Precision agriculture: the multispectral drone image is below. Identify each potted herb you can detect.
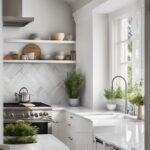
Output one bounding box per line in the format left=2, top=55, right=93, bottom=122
left=129, top=81, right=144, bottom=120
left=104, top=89, right=116, bottom=110
left=130, top=92, right=144, bottom=120
left=4, top=120, right=38, bottom=144
left=64, top=71, right=84, bottom=107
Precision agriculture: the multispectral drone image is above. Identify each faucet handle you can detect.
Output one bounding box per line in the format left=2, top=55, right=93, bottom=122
left=128, top=104, right=136, bottom=115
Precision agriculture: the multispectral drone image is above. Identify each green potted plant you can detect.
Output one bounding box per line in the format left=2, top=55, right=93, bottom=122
left=130, top=92, right=144, bottom=120
left=129, top=81, right=144, bottom=120
left=64, top=71, right=84, bottom=107
left=4, top=120, right=38, bottom=144
left=104, top=89, right=116, bottom=110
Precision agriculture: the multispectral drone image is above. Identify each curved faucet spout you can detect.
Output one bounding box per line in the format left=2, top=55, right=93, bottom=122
left=111, top=75, right=128, bottom=114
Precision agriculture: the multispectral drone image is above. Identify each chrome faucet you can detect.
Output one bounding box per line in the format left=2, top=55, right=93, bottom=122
left=111, top=76, right=128, bottom=114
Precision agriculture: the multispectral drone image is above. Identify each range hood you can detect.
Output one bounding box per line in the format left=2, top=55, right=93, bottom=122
left=3, top=0, right=34, bottom=27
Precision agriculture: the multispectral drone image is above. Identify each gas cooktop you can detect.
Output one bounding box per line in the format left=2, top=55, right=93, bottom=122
left=4, top=102, right=51, bottom=108
left=3, top=102, right=52, bottom=124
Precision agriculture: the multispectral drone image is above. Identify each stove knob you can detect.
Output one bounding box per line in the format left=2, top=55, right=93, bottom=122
left=39, top=112, right=43, bottom=116
left=9, top=113, right=14, bottom=118
left=34, top=113, right=38, bottom=117
left=43, top=112, right=48, bottom=116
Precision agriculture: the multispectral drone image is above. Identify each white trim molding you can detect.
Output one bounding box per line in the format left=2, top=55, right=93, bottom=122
left=73, top=0, right=106, bottom=23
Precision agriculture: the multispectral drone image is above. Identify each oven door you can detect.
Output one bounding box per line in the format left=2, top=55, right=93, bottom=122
left=30, top=122, right=50, bottom=134
left=4, top=122, right=52, bottom=134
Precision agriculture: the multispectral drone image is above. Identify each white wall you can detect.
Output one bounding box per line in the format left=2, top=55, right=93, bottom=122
left=75, top=14, right=93, bottom=108
left=0, top=0, right=3, bottom=144
left=93, top=14, right=109, bottom=110
left=3, top=0, right=75, bottom=105
left=4, top=0, right=75, bottom=40
left=74, top=2, right=109, bottom=109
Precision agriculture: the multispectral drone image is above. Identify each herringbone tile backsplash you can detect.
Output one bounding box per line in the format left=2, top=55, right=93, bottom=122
left=3, top=63, right=75, bottom=105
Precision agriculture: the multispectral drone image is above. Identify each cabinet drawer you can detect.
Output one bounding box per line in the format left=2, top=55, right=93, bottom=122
left=65, top=134, right=76, bottom=150
left=66, top=113, right=76, bottom=122
left=66, top=113, right=77, bottom=128
left=66, top=112, right=93, bottom=132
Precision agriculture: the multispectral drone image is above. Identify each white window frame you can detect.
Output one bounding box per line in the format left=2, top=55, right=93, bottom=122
left=109, top=3, right=143, bottom=85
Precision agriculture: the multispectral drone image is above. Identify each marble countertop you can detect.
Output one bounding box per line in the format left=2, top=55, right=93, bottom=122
left=95, top=119, right=144, bottom=150
left=0, top=134, right=70, bottom=150
left=52, top=105, right=108, bottom=114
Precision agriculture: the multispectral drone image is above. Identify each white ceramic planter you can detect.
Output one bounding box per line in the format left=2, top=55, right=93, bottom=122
left=106, top=103, right=117, bottom=111
left=69, top=98, right=79, bottom=107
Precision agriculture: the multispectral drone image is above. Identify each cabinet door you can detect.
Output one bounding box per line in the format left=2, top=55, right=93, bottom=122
left=52, top=110, right=66, bottom=143
left=96, top=142, right=104, bottom=150
left=65, top=135, right=76, bottom=150
left=75, top=133, right=94, bottom=150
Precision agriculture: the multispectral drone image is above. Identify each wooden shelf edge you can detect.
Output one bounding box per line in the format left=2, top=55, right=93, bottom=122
left=5, top=39, right=76, bottom=44
left=3, top=60, right=76, bottom=64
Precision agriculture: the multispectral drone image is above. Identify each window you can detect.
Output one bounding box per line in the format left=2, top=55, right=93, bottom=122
left=116, top=17, right=133, bottom=84
left=110, top=10, right=144, bottom=99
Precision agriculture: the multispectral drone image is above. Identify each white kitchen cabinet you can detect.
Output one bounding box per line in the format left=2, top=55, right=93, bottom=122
left=52, top=110, right=66, bottom=143
left=75, top=133, right=94, bottom=150
left=96, top=139, right=104, bottom=150
left=65, top=112, right=95, bottom=150
left=96, top=143, right=104, bottom=150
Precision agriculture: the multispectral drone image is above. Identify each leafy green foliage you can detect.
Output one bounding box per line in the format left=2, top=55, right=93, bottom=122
left=130, top=93, right=144, bottom=106
left=4, top=121, right=38, bottom=136
left=128, top=81, right=144, bottom=106
left=4, top=136, right=37, bottom=144
left=104, top=89, right=115, bottom=100
left=64, top=71, right=84, bottom=98
left=4, top=120, right=38, bottom=144
left=104, top=86, right=124, bottom=100
left=114, top=86, right=124, bottom=99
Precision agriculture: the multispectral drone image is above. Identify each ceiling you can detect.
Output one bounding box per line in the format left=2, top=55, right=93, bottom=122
left=64, top=0, right=92, bottom=12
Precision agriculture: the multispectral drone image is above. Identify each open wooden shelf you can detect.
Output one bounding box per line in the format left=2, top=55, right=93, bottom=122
left=5, top=39, right=76, bottom=44
left=3, top=60, right=76, bottom=64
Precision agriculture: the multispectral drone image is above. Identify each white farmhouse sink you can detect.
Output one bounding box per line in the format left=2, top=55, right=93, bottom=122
left=83, top=114, right=122, bottom=127
left=83, top=114, right=119, bottom=120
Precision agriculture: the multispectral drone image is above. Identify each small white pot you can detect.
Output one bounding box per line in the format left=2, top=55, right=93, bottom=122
left=106, top=104, right=117, bottom=111
left=69, top=98, right=79, bottom=107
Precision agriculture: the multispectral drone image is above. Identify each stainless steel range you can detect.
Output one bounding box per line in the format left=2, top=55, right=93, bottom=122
left=4, top=102, right=52, bottom=134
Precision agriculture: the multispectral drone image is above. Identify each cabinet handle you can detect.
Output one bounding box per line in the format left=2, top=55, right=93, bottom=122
left=68, top=136, right=73, bottom=141
left=68, top=123, right=71, bottom=126
left=70, top=116, right=73, bottom=119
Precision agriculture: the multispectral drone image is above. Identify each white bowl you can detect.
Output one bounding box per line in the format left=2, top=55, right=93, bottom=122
left=51, top=33, right=65, bottom=41
left=55, top=55, right=65, bottom=60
